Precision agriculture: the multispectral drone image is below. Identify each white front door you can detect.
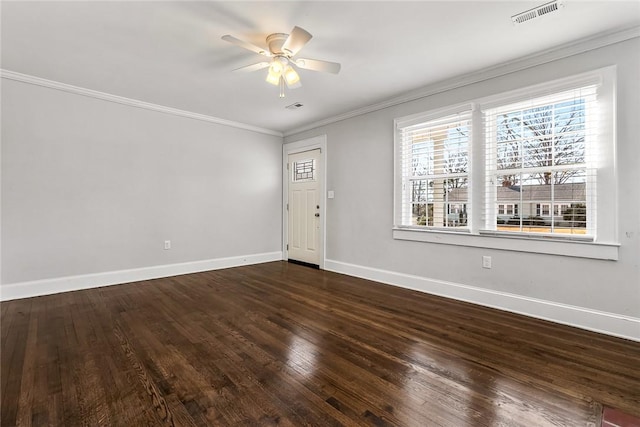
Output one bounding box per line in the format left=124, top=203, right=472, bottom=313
left=288, top=149, right=321, bottom=265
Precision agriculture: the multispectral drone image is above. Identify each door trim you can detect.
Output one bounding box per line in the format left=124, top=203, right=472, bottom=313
left=283, top=135, right=327, bottom=269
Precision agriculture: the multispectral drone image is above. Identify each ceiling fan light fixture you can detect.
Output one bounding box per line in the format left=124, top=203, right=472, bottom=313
left=269, top=57, right=287, bottom=74
left=283, top=65, right=300, bottom=87
left=266, top=56, right=289, bottom=86
left=265, top=70, right=281, bottom=86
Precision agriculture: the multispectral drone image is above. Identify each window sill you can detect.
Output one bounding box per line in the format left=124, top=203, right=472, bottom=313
left=392, top=227, right=619, bottom=260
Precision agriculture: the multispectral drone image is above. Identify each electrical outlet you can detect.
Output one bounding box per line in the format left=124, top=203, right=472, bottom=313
left=164, top=240, right=171, bottom=250
left=482, top=256, right=492, bottom=269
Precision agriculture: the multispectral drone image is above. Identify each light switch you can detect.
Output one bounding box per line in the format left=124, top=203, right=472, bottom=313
left=328, top=190, right=335, bottom=199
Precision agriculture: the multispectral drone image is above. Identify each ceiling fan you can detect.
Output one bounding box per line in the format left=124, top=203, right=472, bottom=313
left=221, top=26, right=341, bottom=98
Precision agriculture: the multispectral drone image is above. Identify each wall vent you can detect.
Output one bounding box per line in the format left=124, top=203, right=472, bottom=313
left=512, top=0, right=564, bottom=24
left=286, top=102, right=304, bottom=110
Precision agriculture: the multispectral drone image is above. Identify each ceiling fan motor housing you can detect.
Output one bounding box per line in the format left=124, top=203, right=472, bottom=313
left=266, top=33, right=290, bottom=55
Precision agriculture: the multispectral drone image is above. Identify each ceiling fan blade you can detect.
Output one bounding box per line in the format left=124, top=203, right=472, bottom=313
left=221, top=35, right=270, bottom=57
left=295, top=58, right=341, bottom=74
left=282, top=26, right=312, bottom=56
left=233, top=62, right=271, bottom=72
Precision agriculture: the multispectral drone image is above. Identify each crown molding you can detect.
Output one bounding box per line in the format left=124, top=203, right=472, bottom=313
left=0, top=70, right=284, bottom=138
left=4, top=25, right=637, bottom=139
left=284, top=25, right=640, bottom=137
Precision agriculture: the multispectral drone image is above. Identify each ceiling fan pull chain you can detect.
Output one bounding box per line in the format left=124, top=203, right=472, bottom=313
left=279, top=76, right=285, bottom=98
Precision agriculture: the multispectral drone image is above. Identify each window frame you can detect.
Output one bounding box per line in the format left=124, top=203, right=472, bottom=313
left=393, top=66, right=619, bottom=260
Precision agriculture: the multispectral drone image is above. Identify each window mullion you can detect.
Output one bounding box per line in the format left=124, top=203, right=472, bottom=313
left=470, top=106, right=483, bottom=234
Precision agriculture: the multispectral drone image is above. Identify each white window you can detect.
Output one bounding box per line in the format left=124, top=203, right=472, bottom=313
left=393, top=67, right=617, bottom=259
left=537, top=203, right=551, bottom=217
left=535, top=203, right=571, bottom=217
left=553, top=203, right=571, bottom=216
left=484, top=85, right=597, bottom=236
left=498, top=203, right=518, bottom=216
left=395, top=105, right=472, bottom=230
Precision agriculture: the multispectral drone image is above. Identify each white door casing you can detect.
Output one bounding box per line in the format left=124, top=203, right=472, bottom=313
left=288, top=149, right=320, bottom=265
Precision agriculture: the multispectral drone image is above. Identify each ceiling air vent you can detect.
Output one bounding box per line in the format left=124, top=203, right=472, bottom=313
left=512, top=0, right=564, bottom=24
left=286, top=102, right=304, bottom=110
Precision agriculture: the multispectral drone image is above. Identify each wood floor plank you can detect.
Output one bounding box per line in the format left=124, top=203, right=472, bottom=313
left=1, top=299, right=32, bottom=426
left=2, top=261, right=639, bottom=426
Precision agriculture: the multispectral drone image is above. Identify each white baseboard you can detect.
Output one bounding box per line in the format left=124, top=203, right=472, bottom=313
left=325, top=259, right=640, bottom=342
left=0, top=251, right=283, bottom=301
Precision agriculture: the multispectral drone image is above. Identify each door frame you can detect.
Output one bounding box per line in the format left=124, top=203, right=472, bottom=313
left=283, top=135, right=327, bottom=269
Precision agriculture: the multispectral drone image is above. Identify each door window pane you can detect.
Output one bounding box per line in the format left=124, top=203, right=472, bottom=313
left=293, top=159, right=315, bottom=182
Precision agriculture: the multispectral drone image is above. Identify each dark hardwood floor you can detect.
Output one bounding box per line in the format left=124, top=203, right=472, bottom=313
left=2, top=261, right=639, bottom=426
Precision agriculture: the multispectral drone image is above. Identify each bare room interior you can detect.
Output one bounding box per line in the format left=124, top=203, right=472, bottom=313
left=1, top=1, right=639, bottom=426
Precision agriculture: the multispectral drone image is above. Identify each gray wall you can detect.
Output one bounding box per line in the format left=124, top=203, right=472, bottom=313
left=2, top=79, right=283, bottom=284
left=286, top=38, right=640, bottom=318
left=2, top=37, right=638, bottom=323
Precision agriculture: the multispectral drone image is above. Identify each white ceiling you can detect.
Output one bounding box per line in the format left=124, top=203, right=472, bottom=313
left=2, top=1, right=639, bottom=134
